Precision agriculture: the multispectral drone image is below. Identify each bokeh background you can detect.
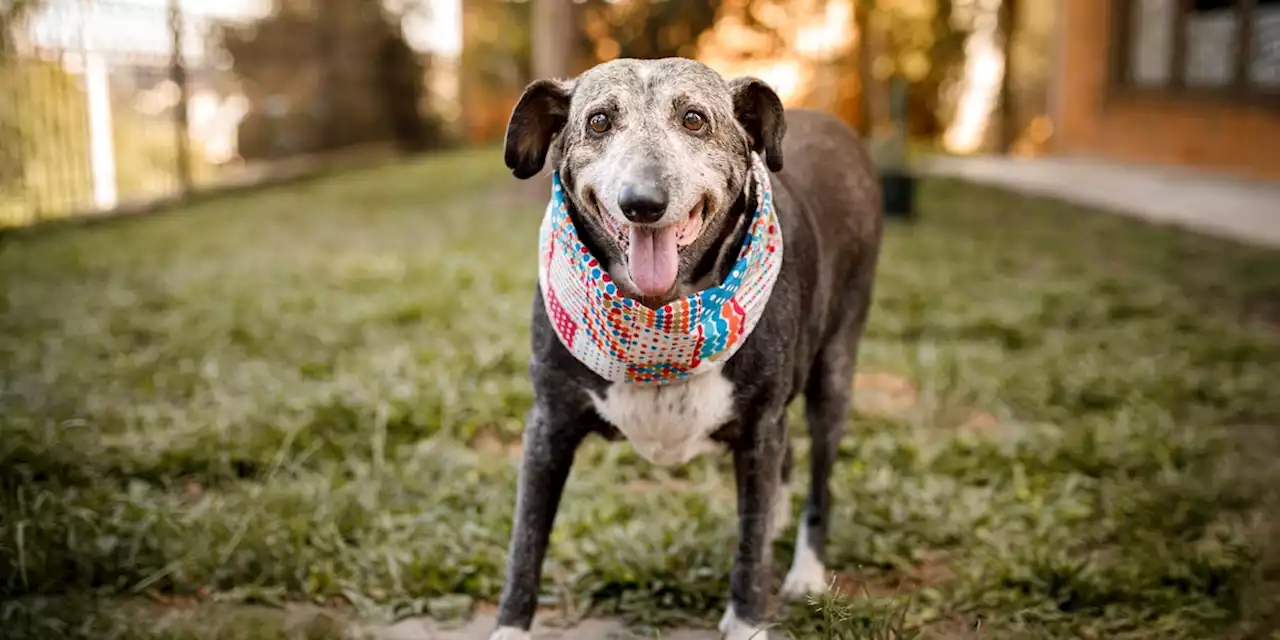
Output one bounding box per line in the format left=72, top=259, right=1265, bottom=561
left=5, top=0, right=1278, bottom=227
left=2, top=0, right=1060, bottom=226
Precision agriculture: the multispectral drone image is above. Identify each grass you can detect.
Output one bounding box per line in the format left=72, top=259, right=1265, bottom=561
left=2, top=147, right=1279, bottom=639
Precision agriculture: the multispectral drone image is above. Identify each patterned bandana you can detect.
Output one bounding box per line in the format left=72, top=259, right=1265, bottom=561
left=537, top=152, right=784, bottom=386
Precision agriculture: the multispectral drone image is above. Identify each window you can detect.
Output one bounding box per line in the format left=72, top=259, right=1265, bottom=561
left=1113, top=0, right=1280, bottom=100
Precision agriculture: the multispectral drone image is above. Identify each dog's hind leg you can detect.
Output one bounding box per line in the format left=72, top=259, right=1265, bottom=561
left=782, top=297, right=871, bottom=599
left=491, top=408, right=588, bottom=639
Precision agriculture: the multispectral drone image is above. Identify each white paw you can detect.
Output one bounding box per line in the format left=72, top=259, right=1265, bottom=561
left=718, top=604, right=769, bottom=640
left=769, top=483, right=791, bottom=543
left=781, top=523, right=829, bottom=599
left=488, top=627, right=530, bottom=640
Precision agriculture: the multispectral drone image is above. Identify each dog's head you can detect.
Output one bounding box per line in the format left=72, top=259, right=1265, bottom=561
left=504, top=57, right=785, bottom=305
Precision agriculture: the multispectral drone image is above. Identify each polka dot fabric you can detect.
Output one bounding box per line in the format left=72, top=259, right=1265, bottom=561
left=537, top=153, right=784, bottom=386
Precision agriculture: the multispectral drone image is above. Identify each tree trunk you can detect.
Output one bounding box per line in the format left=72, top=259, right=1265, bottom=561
left=860, top=2, right=890, bottom=138
left=855, top=0, right=873, bottom=137
left=532, top=0, right=573, bottom=80
left=997, top=0, right=1020, bottom=153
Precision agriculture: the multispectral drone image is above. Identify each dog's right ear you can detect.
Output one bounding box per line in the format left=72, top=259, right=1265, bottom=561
left=728, top=76, right=786, bottom=172
left=504, top=79, right=573, bottom=180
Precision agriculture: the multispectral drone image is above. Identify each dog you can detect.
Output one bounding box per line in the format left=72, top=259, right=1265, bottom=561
left=491, top=57, right=883, bottom=640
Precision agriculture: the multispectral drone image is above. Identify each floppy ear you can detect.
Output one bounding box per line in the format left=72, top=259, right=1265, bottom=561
left=503, top=78, right=573, bottom=179
left=728, top=76, right=786, bottom=172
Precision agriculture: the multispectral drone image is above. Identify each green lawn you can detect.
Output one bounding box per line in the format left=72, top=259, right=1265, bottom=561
left=2, top=148, right=1279, bottom=639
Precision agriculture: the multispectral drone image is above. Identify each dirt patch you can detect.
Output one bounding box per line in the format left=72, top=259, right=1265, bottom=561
left=182, top=481, right=205, bottom=504
left=853, top=372, right=920, bottom=417
left=959, top=410, right=1007, bottom=438
left=470, top=431, right=523, bottom=460
left=385, top=607, right=719, bottom=639
left=854, top=372, right=1014, bottom=439
left=832, top=552, right=956, bottom=599
left=1244, top=294, right=1280, bottom=332
left=920, top=614, right=988, bottom=640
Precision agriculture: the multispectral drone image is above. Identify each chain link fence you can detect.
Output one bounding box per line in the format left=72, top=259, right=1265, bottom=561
left=1, top=0, right=447, bottom=228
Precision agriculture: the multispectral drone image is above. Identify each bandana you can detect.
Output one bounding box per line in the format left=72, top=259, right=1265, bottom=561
left=537, top=152, right=784, bottom=386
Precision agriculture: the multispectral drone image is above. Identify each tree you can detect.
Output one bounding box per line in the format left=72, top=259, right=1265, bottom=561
left=458, top=0, right=731, bottom=144
left=857, top=0, right=972, bottom=142
left=997, top=0, right=1019, bottom=152
left=855, top=0, right=874, bottom=136
left=0, top=0, right=41, bottom=58
left=572, top=0, right=728, bottom=65
left=532, top=0, right=573, bottom=80
left=218, top=0, right=438, bottom=160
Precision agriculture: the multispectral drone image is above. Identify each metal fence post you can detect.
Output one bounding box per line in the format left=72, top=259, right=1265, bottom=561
left=169, top=0, right=192, bottom=196
left=82, top=0, right=118, bottom=212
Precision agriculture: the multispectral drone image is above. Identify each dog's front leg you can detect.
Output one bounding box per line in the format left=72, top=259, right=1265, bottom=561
left=491, top=408, right=587, bottom=640
left=720, top=409, right=786, bottom=640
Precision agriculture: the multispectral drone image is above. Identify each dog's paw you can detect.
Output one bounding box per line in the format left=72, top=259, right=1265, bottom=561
left=719, top=605, right=769, bottom=640
left=780, top=566, right=829, bottom=599
left=781, top=538, right=829, bottom=599
left=488, top=626, right=530, bottom=640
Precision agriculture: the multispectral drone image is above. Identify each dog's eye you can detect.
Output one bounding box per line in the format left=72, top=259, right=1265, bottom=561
left=682, top=110, right=706, bottom=132
left=588, top=113, right=611, bottom=135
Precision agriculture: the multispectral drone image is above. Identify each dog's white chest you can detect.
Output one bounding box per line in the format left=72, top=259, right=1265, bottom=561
left=589, top=367, right=736, bottom=467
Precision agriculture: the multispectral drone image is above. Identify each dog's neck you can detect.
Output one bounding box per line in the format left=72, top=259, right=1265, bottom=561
left=565, top=172, right=758, bottom=309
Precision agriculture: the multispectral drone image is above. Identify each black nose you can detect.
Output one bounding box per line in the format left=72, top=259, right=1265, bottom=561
left=617, top=182, right=668, bottom=224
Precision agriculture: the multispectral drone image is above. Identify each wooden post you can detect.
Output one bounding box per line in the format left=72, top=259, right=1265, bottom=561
left=997, top=0, right=1020, bottom=153
left=169, top=0, right=192, bottom=195
left=1235, top=0, right=1257, bottom=93
left=82, top=0, right=117, bottom=211
left=855, top=0, right=873, bottom=137
left=532, top=0, right=573, bottom=80
left=1171, top=0, right=1190, bottom=89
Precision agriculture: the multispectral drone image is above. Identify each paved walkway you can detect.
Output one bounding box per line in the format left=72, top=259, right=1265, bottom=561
left=917, top=155, right=1280, bottom=249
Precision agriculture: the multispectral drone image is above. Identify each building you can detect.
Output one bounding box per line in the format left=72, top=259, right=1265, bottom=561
left=1052, top=0, right=1280, bottom=181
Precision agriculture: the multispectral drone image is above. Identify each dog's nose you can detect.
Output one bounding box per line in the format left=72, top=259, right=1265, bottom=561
left=617, top=182, right=668, bottom=224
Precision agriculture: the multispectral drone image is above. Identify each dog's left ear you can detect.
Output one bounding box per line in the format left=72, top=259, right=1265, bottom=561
left=504, top=78, right=574, bottom=180
left=729, top=76, right=786, bottom=172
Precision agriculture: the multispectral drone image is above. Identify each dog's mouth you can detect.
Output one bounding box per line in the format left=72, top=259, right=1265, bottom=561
left=590, top=193, right=629, bottom=244
left=590, top=195, right=706, bottom=299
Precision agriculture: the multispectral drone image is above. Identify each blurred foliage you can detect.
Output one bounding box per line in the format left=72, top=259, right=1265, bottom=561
left=573, top=0, right=727, bottom=64
left=1004, top=0, right=1057, bottom=154
left=461, top=0, right=735, bottom=91
left=459, top=0, right=998, bottom=147
left=0, top=0, right=42, bottom=57
left=219, top=0, right=442, bottom=160
left=861, top=0, right=971, bottom=139
left=461, top=0, right=785, bottom=142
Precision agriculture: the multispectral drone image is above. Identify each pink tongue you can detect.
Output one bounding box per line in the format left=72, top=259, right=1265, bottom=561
left=628, top=225, right=679, bottom=297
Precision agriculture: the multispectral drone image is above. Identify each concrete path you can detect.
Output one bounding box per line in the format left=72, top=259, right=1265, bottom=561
left=917, top=155, right=1280, bottom=249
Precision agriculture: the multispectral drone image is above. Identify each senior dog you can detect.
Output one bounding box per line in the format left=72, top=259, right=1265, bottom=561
left=491, top=57, right=883, bottom=639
